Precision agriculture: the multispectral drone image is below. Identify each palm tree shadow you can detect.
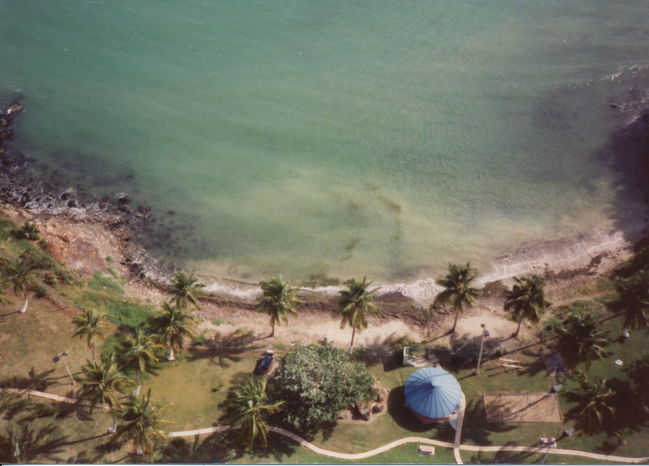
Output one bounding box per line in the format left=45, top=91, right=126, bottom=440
left=189, top=330, right=264, bottom=368
left=0, top=367, right=56, bottom=391
left=387, top=387, right=448, bottom=435
left=460, top=398, right=517, bottom=445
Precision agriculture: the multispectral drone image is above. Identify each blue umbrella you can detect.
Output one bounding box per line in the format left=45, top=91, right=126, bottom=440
left=404, top=367, right=462, bottom=420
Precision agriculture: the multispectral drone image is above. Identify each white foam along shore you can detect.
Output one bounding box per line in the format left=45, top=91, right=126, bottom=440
left=200, top=218, right=647, bottom=307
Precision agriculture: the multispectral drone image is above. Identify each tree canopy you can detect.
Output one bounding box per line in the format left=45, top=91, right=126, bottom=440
left=434, top=263, right=480, bottom=332
left=268, top=342, right=377, bottom=432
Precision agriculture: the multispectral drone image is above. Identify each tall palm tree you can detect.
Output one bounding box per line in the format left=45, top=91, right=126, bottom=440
left=0, top=422, right=64, bottom=464
left=76, top=356, right=132, bottom=432
left=337, top=277, right=380, bottom=352
left=257, top=276, right=301, bottom=337
left=504, top=275, right=551, bottom=336
left=148, top=302, right=197, bottom=361
left=221, top=375, right=282, bottom=450
left=614, top=270, right=649, bottom=329
left=434, top=263, right=480, bottom=333
left=115, top=326, right=163, bottom=390
left=555, top=309, right=608, bottom=371
left=565, top=373, right=615, bottom=435
left=169, top=272, right=205, bottom=310
left=4, top=254, right=41, bottom=313
left=72, top=309, right=111, bottom=360
left=113, top=389, right=170, bottom=455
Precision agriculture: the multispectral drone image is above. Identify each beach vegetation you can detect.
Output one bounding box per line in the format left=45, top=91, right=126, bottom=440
left=504, top=274, right=551, bottom=336
left=111, top=389, right=170, bottom=455
left=554, top=308, right=609, bottom=371
left=221, top=375, right=282, bottom=450
left=0, top=421, right=64, bottom=464
left=337, top=276, right=380, bottom=351
left=434, top=262, right=480, bottom=333
left=268, top=342, right=377, bottom=433
left=11, top=220, right=40, bottom=241
left=613, top=270, right=649, bottom=329
left=169, top=271, right=205, bottom=310
left=565, top=373, right=615, bottom=436
left=148, top=301, right=197, bottom=361
left=115, top=325, right=164, bottom=389
left=76, top=355, right=133, bottom=431
left=257, top=275, right=301, bottom=337
left=72, top=308, right=111, bottom=361
left=3, top=251, right=46, bottom=313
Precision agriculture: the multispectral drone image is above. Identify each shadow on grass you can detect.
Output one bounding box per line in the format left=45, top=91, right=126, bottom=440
left=460, top=398, right=517, bottom=446
left=0, top=367, right=56, bottom=391
left=385, top=386, right=459, bottom=444
left=469, top=441, right=540, bottom=464
left=189, top=330, right=264, bottom=368
left=156, top=430, right=298, bottom=464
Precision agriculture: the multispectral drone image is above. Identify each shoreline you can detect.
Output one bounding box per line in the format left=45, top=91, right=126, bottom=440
left=1, top=99, right=648, bottom=310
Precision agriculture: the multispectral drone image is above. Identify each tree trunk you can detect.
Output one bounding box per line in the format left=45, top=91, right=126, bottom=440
left=167, top=348, right=175, bottom=361
left=92, top=342, right=96, bottom=362
left=349, top=327, right=356, bottom=353
left=270, top=321, right=275, bottom=337
left=451, top=308, right=460, bottom=333
left=515, top=318, right=522, bottom=336
left=19, top=293, right=28, bottom=313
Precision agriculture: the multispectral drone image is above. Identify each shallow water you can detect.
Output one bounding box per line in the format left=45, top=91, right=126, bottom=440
left=2, top=1, right=649, bottom=284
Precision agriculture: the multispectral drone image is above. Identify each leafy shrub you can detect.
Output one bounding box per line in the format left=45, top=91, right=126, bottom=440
left=269, top=342, right=377, bottom=432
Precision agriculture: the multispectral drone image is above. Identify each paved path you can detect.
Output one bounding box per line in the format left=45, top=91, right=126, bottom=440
left=453, top=392, right=467, bottom=464
left=4, top=387, right=649, bottom=464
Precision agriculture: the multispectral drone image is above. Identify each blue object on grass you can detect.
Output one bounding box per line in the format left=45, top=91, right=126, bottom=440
left=404, top=367, right=462, bottom=420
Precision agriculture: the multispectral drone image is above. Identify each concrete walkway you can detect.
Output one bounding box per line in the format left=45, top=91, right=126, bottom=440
left=4, top=387, right=649, bottom=464
left=453, top=392, right=467, bottom=464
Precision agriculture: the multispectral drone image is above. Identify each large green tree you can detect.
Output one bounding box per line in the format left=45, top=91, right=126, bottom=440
left=434, top=263, right=480, bottom=333
left=268, top=342, right=377, bottom=432
left=112, top=389, right=170, bottom=455
left=72, top=308, right=111, bottom=361
left=115, top=326, right=163, bottom=389
left=565, top=373, right=615, bottom=435
left=555, top=309, right=608, bottom=371
left=169, top=272, right=204, bottom=310
left=337, top=277, right=380, bottom=351
left=257, top=276, right=301, bottom=337
left=221, top=375, right=282, bottom=450
left=76, top=356, right=132, bottom=432
left=614, top=270, right=649, bottom=329
left=148, top=302, right=197, bottom=361
left=504, top=275, right=551, bottom=336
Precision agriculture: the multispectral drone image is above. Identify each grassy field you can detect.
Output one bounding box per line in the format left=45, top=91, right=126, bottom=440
left=2, top=212, right=649, bottom=464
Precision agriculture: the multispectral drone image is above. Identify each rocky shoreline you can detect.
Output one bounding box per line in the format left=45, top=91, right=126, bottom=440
left=2, top=97, right=648, bottom=315
left=0, top=98, right=177, bottom=286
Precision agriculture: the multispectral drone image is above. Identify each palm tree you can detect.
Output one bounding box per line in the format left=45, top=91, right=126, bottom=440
left=115, top=326, right=163, bottom=390
left=221, top=375, right=282, bottom=450
left=0, top=422, right=64, bottom=463
left=555, top=309, right=608, bottom=371
left=14, top=221, right=40, bottom=241
left=169, top=272, right=205, bottom=310
left=504, top=275, right=551, bottom=336
left=148, top=302, right=197, bottom=361
left=337, top=277, right=380, bottom=352
left=257, top=276, right=301, bottom=337
left=72, top=309, right=111, bottom=360
left=4, top=254, right=40, bottom=313
left=614, top=270, right=649, bottom=329
left=565, top=373, right=615, bottom=435
left=76, top=356, right=132, bottom=432
left=113, top=389, right=170, bottom=455
left=434, top=262, right=480, bottom=333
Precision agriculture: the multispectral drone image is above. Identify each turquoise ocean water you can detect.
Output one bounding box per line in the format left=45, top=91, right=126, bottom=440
left=2, top=1, right=649, bottom=285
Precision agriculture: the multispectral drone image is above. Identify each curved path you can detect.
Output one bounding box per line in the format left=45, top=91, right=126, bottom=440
left=4, top=388, right=649, bottom=464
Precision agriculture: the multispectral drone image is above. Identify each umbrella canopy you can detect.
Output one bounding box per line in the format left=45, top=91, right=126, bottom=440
left=404, top=367, right=462, bottom=420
